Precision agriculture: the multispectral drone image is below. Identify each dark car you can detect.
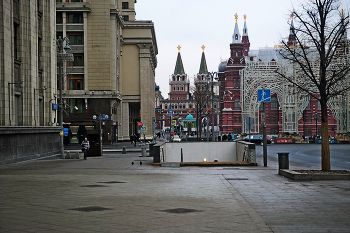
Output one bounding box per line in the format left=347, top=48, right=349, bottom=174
left=236, top=135, right=271, bottom=145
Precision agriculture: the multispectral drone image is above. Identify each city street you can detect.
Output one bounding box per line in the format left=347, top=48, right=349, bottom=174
left=1, top=147, right=350, bottom=233
left=256, top=144, right=350, bottom=170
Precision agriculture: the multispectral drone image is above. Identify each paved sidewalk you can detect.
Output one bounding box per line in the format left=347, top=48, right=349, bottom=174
left=1, top=151, right=350, bottom=232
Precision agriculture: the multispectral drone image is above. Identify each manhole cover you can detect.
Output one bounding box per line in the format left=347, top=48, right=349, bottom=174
left=80, top=185, right=108, bottom=188
left=97, top=181, right=126, bottom=184
left=225, top=178, right=249, bottom=180
left=160, top=208, right=203, bottom=214
left=70, top=206, right=111, bottom=212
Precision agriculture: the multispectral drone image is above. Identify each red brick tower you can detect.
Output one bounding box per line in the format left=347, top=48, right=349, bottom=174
left=221, top=13, right=247, bottom=135
left=242, top=15, right=250, bottom=56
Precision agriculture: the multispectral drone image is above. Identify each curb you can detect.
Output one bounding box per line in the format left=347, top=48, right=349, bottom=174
left=279, top=169, right=350, bottom=180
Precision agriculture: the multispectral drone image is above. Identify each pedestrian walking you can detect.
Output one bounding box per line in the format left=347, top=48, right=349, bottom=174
left=81, top=137, right=90, bottom=160
left=133, top=134, right=138, bottom=147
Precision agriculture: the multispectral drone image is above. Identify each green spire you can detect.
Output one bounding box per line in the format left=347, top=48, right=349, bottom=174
left=174, top=50, right=185, bottom=75
left=198, top=51, right=208, bottom=74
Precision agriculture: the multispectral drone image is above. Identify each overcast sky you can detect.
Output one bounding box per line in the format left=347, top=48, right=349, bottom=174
left=136, top=0, right=349, bottom=97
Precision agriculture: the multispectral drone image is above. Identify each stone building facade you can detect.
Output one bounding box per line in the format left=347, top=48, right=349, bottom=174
left=0, top=0, right=60, bottom=164
left=56, top=0, right=157, bottom=144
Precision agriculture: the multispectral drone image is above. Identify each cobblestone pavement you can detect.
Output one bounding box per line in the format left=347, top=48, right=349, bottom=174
left=1, top=150, right=350, bottom=233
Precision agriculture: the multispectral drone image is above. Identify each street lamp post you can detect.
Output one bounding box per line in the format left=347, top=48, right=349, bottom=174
left=57, top=36, right=73, bottom=158
left=207, top=72, right=218, bottom=142
left=313, top=111, right=319, bottom=137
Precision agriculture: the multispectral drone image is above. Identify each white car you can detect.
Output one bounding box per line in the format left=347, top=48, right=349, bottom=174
left=173, top=135, right=181, bottom=142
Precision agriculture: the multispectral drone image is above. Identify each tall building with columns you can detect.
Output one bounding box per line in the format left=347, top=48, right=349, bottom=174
left=0, top=0, right=60, bottom=164
left=56, top=0, right=157, bottom=144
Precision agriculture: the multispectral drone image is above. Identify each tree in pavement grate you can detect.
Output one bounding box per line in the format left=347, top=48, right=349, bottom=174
left=160, top=208, right=203, bottom=214
left=70, top=206, right=112, bottom=212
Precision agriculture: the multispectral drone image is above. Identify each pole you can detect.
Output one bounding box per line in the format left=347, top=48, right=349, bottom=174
left=263, top=102, right=267, bottom=167
left=206, top=78, right=209, bottom=142
left=211, top=75, right=215, bottom=142
left=59, top=39, right=64, bottom=158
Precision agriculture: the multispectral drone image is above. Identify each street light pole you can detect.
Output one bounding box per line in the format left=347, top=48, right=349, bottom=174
left=207, top=72, right=217, bottom=142
left=57, top=36, right=72, bottom=158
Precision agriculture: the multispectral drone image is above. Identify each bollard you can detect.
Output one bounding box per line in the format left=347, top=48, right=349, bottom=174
left=65, top=151, right=71, bottom=159
left=142, top=148, right=146, bottom=157
left=181, top=148, right=183, bottom=162
left=122, top=146, right=127, bottom=154
left=278, top=152, right=289, bottom=173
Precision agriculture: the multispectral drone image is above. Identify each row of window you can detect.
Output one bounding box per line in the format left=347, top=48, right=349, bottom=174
left=171, top=97, right=187, bottom=100
left=57, top=12, right=83, bottom=24
left=172, top=85, right=186, bottom=91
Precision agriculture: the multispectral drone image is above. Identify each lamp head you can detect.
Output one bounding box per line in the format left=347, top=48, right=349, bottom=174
left=44, top=85, right=47, bottom=90
left=64, top=44, right=71, bottom=52
left=20, top=78, right=24, bottom=83
left=93, top=115, right=97, bottom=120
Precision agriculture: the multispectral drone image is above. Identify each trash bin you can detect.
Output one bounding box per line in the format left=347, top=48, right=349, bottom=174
left=278, top=152, right=289, bottom=170
left=149, top=143, right=156, bottom=157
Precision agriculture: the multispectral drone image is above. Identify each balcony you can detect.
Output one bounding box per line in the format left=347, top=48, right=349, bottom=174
left=66, top=24, right=84, bottom=31
left=69, top=66, right=84, bottom=74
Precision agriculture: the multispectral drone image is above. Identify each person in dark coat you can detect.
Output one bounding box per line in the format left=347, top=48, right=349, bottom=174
left=133, top=134, right=138, bottom=147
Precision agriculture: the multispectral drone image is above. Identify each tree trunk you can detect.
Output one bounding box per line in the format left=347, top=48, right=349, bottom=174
left=321, top=122, right=330, bottom=171
left=320, top=98, right=330, bottom=171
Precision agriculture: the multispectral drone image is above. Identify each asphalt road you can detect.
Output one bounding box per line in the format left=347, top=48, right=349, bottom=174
left=256, top=143, right=350, bottom=170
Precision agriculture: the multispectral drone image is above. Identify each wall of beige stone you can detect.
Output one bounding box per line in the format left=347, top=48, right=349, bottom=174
left=87, top=0, right=112, bottom=90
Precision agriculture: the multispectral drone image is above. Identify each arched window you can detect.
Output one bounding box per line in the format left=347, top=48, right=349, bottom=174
left=271, top=97, right=277, bottom=110
left=234, top=98, right=240, bottom=110
left=318, top=97, right=321, bottom=109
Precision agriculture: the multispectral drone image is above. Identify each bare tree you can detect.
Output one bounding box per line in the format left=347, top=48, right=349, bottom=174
left=276, top=0, right=350, bottom=171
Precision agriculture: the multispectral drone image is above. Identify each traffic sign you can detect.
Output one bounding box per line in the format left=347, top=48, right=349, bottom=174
left=138, top=122, right=143, bottom=126
left=141, top=126, right=147, bottom=132
left=258, top=89, right=271, bottom=102
left=172, top=120, right=176, bottom=126
left=155, top=124, right=157, bottom=130
left=169, top=109, right=173, bottom=116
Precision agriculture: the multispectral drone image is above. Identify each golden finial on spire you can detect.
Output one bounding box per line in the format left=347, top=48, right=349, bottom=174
left=291, top=13, right=294, bottom=20
left=244, top=14, right=247, bottom=22
left=177, top=45, right=181, bottom=53
left=201, top=45, right=205, bottom=52
left=342, top=9, right=344, bottom=19
left=234, top=13, right=238, bottom=23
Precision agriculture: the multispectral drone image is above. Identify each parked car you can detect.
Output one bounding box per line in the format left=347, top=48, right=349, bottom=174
left=172, top=135, right=181, bottom=142
left=235, top=135, right=271, bottom=145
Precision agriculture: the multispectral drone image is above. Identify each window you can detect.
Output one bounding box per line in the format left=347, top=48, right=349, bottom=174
left=234, top=98, right=240, bottom=110
left=123, top=15, right=129, bottom=21
left=259, top=103, right=263, bottom=111
left=68, top=34, right=83, bottom=45
left=70, top=99, right=83, bottom=113
left=318, top=97, right=321, bottom=109
left=177, top=97, right=180, bottom=100
left=56, top=12, right=62, bottom=24
left=14, top=24, right=19, bottom=59
left=234, top=79, right=236, bottom=89
left=67, top=13, right=83, bottom=23
left=271, top=97, right=277, bottom=110
left=183, top=97, right=186, bottom=100
left=238, top=78, right=240, bottom=89
left=171, top=97, right=174, bottom=100
left=69, top=77, right=84, bottom=90
left=122, top=2, right=129, bottom=9
left=71, top=54, right=83, bottom=66
left=165, top=105, right=167, bottom=109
